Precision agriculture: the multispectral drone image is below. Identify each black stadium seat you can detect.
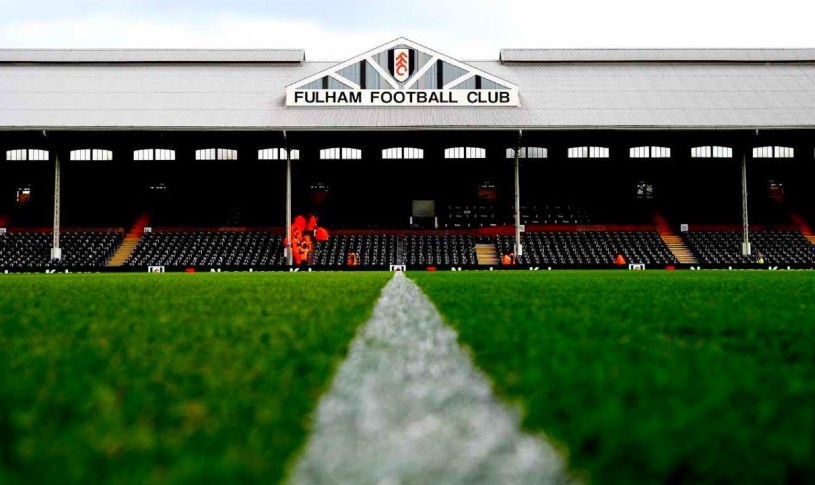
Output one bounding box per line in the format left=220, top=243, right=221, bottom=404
left=124, top=232, right=285, bottom=267
left=312, top=234, right=476, bottom=266
left=313, top=235, right=398, bottom=266
left=0, top=231, right=122, bottom=269
left=403, top=235, right=476, bottom=266
left=497, top=231, right=678, bottom=266
left=683, top=231, right=815, bottom=266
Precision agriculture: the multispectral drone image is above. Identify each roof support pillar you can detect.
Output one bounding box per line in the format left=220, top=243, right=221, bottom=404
left=741, top=148, right=751, bottom=256
left=514, top=130, right=523, bottom=258
left=284, top=131, right=293, bottom=266
left=51, top=151, right=62, bottom=260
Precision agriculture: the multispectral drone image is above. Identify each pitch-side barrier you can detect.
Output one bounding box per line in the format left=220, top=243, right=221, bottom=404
left=2, top=263, right=814, bottom=274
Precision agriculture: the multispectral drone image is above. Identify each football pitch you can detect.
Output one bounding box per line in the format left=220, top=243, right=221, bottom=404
left=1, top=271, right=814, bottom=483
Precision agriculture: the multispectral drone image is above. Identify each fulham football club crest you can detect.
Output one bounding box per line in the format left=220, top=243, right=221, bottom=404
left=393, top=48, right=410, bottom=82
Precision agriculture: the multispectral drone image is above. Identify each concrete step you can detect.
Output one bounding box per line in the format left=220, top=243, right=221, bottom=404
left=107, top=237, right=141, bottom=267
left=658, top=235, right=698, bottom=264
left=654, top=210, right=698, bottom=264
left=475, top=243, right=499, bottom=265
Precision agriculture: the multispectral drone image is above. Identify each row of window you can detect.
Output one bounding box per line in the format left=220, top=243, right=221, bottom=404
left=566, top=146, right=610, bottom=159
left=6, top=149, right=49, bottom=161
left=3, top=147, right=300, bottom=162
left=382, top=147, right=424, bottom=159
left=2, top=145, right=803, bottom=162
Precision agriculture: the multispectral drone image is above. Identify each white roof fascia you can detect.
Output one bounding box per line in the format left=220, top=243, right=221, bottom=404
left=364, top=56, right=400, bottom=89
left=444, top=72, right=477, bottom=90
left=403, top=55, right=439, bottom=89
left=327, top=72, right=360, bottom=89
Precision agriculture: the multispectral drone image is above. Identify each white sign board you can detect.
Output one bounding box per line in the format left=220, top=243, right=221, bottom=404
left=285, top=38, right=520, bottom=108
left=287, top=89, right=518, bottom=107
left=148, top=266, right=165, bottom=273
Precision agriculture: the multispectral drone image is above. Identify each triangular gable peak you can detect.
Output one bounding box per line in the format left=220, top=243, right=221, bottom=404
left=286, top=38, right=519, bottom=107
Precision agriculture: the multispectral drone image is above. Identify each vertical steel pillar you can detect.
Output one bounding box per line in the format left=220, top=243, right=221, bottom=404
left=284, top=131, right=293, bottom=266
left=51, top=151, right=62, bottom=260
left=514, top=130, right=523, bottom=257
left=741, top=149, right=751, bottom=256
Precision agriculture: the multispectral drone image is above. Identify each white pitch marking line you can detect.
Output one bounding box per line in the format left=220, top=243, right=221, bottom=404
left=290, top=272, right=572, bottom=485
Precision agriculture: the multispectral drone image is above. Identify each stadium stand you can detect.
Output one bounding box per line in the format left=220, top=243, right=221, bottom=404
left=498, top=231, right=678, bottom=266
left=313, top=235, right=399, bottom=266
left=124, top=231, right=284, bottom=267
left=312, top=234, right=476, bottom=266
left=403, top=235, right=477, bottom=266
left=4, top=45, right=815, bottom=272
left=682, top=231, right=815, bottom=266
left=0, top=231, right=122, bottom=268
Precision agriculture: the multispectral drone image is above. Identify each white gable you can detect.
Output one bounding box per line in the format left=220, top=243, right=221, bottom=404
left=286, top=38, right=519, bottom=107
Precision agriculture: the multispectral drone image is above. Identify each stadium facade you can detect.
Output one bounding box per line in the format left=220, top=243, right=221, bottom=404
left=1, top=38, right=815, bottom=271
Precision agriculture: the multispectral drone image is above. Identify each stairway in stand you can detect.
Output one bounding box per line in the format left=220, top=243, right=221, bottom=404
left=395, top=236, right=406, bottom=265
left=475, top=243, right=499, bottom=265
left=107, top=212, right=151, bottom=267
left=107, top=238, right=140, bottom=267
left=653, top=210, right=697, bottom=264
left=790, top=212, right=815, bottom=246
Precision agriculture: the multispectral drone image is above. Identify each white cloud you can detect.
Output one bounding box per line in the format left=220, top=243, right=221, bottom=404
left=1, top=0, right=814, bottom=61
left=0, top=12, right=395, bottom=59
left=0, top=11, right=497, bottom=60
left=472, top=0, right=815, bottom=49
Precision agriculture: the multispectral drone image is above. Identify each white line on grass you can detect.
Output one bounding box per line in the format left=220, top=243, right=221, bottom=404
left=291, top=272, right=572, bottom=484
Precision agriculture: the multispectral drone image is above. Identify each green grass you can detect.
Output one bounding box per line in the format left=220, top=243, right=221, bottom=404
left=0, top=272, right=390, bottom=484
left=411, top=271, right=815, bottom=484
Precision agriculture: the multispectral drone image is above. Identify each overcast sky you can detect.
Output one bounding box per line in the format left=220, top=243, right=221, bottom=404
left=1, top=0, right=813, bottom=60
